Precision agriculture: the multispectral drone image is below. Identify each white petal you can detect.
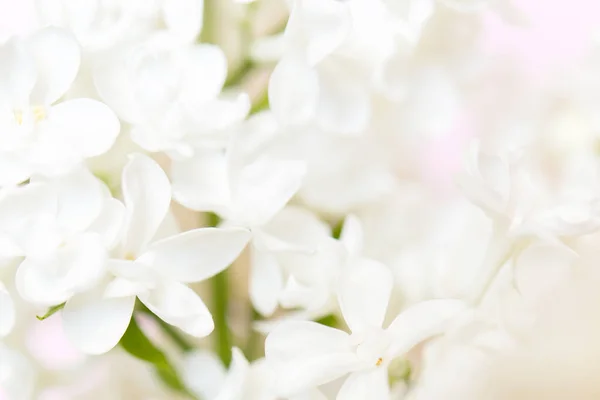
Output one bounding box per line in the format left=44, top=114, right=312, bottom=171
left=232, top=157, right=306, bottom=227
left=46, top=98, right=120, bottom=157
left=180, top=44, right=227, bottom=107
left=269, top=56, right=319, bottom=126
left=54, top=168, right=106, bottom=235
left=261, top=205, right=331, bottom=251
left=163, top=0, right=204, bottom=43
left=338, top=259, right=393, bottom=335
left=386, top=299, right=467, bottom=358
left=214, top=347, right=250, bottom=400
left=93, top=49, right=144, bottom=123
left=139, top=281, right=214, bottom=337
left=171, top=151, right=231, bottom=213
left=250, top=247, right=284, bottom=316
left=0, top=153, right=31, bottom=187
left=122, top=154, right=171, bottom=256
left=137, top=227, right=250, bottom=283
left=339, top=214, right=364, bottom=257
left=315, top=62, right=370, bottom=135
left=337, top=369, right=389, bottom=400
left=87, top=198, right=126, bottom=249
left=0, top=282, right=15, bottom=337
left=62, top=291, right=136, bottom=355
left=16, top=233, right=107, bottom=305
left=265, top=321, right=357, bottom=396
left=27, top=27, right=80, bottom=105
left=182, top=350, right=227, bottom=400
left=0, top=38, right=37, bottom=107
left=287, top=0, right=351, bottom=66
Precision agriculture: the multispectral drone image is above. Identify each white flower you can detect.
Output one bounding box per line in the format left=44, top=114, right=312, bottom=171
left=93, top=40, right=249, bottom=158
left=0, top=27, right=120, bottom=185
left=36, top=0, right=204, bottom=51
left=0, top=281, right=15, bottom=337
left=265, top=260, right=466, bottom=398
left=61, top=154, right=251, bottom=354
left=182, top=347, right=325, bottom=400
left=0, top=168, right=117, bottom=306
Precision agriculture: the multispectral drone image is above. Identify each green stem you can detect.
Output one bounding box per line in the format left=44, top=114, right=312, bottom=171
left=245, top=308, right=262, bottom=361
left=212, top=270, right=232, bottom=366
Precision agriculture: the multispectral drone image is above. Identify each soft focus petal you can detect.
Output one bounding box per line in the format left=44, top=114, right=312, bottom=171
left=265, top=321, right=357, bottom=396
left=62, top=291, right=136, bottom=355
left=171, top=151, right=231, bottom=213
left=339, top=214, right=364, bottom=257
left=182, top=350, right=227, bottom=400
left=137, top=227, right=250, bottom=282
left=269, top=56, right=319, bottom=126
left=138, top=281, right=214, bottom=337
left=386, top=299, right=467, bottom=358
left=0, top=343, right=36, bottom=400
left=162, top=0, right=204, bottom=43
left=0, top=38, right=36, bottom=107
left=0, top=282, right=15, bottom=337
left=180, top=44, right=227, bottom=107
left=27, top=27, right=80, bottom=104
left=337, top=369, right=390, bottom=400
left=250, top=247, right=284, bottom=316
left=46, top=98, right=120, bottom=157
left=232, top=157, right=306, bottom=227
left=338, top=259, right=393, bottom=335
left=121, top=154, right=171, bottom=256
left=87, top=198, right=126, bottom=249
left=214, top=348, right=250, bottom=400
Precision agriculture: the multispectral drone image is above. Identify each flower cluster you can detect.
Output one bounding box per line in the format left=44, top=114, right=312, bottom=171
left=1, top=0, right=600, bottom=399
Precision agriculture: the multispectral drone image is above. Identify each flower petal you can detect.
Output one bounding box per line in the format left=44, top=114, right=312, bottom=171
left=250, top=247, right=284, bottom=317
left=0, top=38, right=36, bottom=107
left=46, top=98, right=120, bottom=157
left=232, top=157, right=306, bottom=227
left=337, top=369, right=389, bottom=400
left=268, top=56, right=319, bottom=127
left=137, top=227, right=250, bottom=283
left=87, top=198, right=126, bottom=249
left=386, top=299, right=467, bottom=358
left=182, top=350, right=227, bottom=400
left=171, top=151, right=231, bottom=213
left=338, top=259, right=393, bottom=335
left=162, top=0, right=204, bottom=43
left=180, top=44, right=227, bottom=107
left=0, top=282, right=15, bottom=337
left=138, top=281, right=214, bottom=337
left=265, top=320, right=357, bottom=396
left=62, top=291, right=136, bottom=355
left=27, top=27, right=80, bottom=105
left=214, top=347, right=249, bottom=400
left=121, top=154, right=171, bottom=256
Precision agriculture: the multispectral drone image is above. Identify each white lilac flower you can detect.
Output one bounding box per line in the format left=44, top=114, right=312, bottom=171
left=0, top=168, right=117, bottom=306
left=93, top=39, right=249, bottom=158
left=0, top=343, right=36, bottom=400
left=0, top=27, right=120, bottom=186
left=265, top=260, right=466, bottom=398
left=60, top=154, right=251, bottom=354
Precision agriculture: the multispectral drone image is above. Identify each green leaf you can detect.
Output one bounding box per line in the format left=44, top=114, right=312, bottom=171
left=120, top=313, right=195, bottom=398
left=36, top=302, right=66, bottom=321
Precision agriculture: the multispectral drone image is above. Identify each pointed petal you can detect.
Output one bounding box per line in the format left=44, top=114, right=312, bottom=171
left=214, top=347, right=250, bottom=400
left=386, top=299, right=467, bottom=358
left=265, top=321, right=357, bottom=396
left=122, top=154, right=171, bottom=256
left=88, top=198, right=126, bottom=249
left=27, top=27, right=80, bottom=105
left=62, top=291, right=136, bottom=355
left=338, top=259, right=393, bottom=335
left=0, top=282, right=15, bottom=337
left=46, top=98, right=120, bottom=157
left=0, top=38, right=36, bottom=107
left=250, top=247, right=284, bottom=316
left=232, top=157, right=306, bottom=227
left=139, top=281, right=214, bottom=337
left=337, top=369, right=389, bottom=400
left=339, top=214, right=364, bottom=257
left=137, top=227, right=250, bottom=283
